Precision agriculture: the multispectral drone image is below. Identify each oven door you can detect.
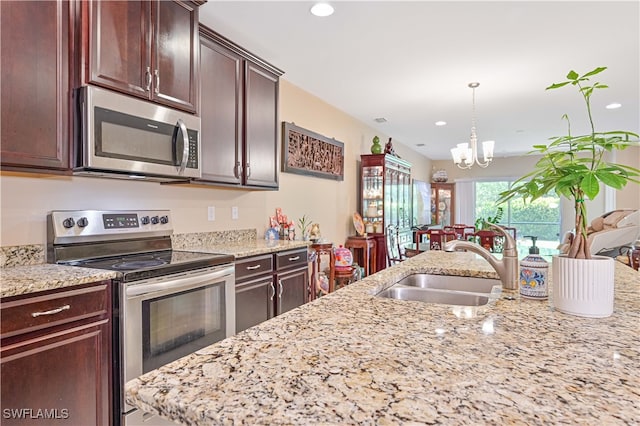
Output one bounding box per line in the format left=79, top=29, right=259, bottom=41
left=122, top=264, right=234, bottom=425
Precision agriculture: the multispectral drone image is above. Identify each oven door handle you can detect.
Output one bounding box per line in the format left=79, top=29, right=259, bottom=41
left=126, top=266, right=233, bottom=297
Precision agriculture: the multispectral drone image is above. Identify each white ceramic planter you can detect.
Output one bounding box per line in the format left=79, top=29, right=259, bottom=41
left=552, top=255, right=615, bottom=318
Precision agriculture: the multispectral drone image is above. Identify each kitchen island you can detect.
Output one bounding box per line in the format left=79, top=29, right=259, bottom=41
left=126, top=250, right=639, bottom=425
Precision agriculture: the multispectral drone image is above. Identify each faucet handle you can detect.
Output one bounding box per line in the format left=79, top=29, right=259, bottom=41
left=489, top=224, right=518, bottom=257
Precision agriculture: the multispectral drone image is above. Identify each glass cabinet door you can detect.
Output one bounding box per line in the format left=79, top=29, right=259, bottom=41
left=362, top=165, right=383, bottom=231
left=430, top=183, right=455, bottom=226
left=438, top=187, right=453, bottom=226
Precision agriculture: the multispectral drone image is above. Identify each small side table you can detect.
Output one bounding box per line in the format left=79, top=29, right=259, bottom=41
left=345, top=235, right=377, bottom=277
left=310, top=242, right=336, bottom=296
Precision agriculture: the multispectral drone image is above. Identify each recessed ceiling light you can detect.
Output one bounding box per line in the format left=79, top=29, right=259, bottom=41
left=415, top=143, right=425, bottom=147
left=435, top=121, right=447, bottom=126
left=605, top=102, right=622, bottom=109
left=310, top=3, right=334, bottom=17
left=373, top=117, right=387, bottom=123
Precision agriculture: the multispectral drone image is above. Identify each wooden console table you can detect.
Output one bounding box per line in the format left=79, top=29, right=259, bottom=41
left=309, top=242, right=335, bottom=299
left=345, top=235, right=377, bottom=277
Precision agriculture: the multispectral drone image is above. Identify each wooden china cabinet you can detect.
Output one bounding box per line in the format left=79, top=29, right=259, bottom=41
left=430, top=182, right=455, bottom=226
left=359, top=154, right=412, bottom=271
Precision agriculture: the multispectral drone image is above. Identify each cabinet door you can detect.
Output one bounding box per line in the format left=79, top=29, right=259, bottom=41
left=0, top=0, right=70, bottom=171
left=1, top=320, right=111, bottom=426
left=88, top=0, right=150, bottom=98
left=199, top=31, right=243, bottom=184
left=152, top=0, right=198, bottom=112
left=276, top=268, right=308, bottom=316
left=235, top=277, right=275, bottom=333
left=244, top=62, right=279, bottom=188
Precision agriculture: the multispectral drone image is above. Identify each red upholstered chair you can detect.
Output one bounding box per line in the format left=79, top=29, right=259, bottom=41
left=475, top=230, right=497, bottom=252
left=427, top=229, right=457, bottom=250
left=445, top=224, right=476, bottom=240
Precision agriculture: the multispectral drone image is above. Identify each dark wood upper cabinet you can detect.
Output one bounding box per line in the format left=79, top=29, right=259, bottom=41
left=86, top=0, right=199, bottom=113
left=199, top=35, right=243, bottom=185
left=244, top=63, right=279, bottom=188
left=196, top=25, right=283, bottom=189
left=0, top=0, right=72, bottom=172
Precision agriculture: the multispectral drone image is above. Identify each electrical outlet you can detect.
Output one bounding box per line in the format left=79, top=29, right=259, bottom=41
left=207, top=206, right=215, bottom=221
left=231, top=206, right=239, bottom=220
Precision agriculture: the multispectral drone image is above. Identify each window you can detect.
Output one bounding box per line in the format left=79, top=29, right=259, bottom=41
left=475, top=181, right=561, bottom=257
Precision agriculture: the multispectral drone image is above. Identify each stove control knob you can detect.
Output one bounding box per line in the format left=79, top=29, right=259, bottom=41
left=77, top=217, right=89, bottom=228
left=160, top=215, right=169, bottom=224
left=140, top=216, right=150, bottom=225
left=150, top=216, right=159, bottom=225
left=62, top=217, right=75, bottom=229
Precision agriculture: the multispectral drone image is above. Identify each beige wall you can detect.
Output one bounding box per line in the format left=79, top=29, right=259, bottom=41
left=616, top=146, right=640, bottom=210
left=0, top=80, right=432, bottom=247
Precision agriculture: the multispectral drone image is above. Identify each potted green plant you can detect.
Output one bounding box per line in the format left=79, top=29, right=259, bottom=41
left=474, top=206, right=503, bottom=231
left=297, top=215, right=312, bottom=241
left=498, top=67, right=640, bottom=317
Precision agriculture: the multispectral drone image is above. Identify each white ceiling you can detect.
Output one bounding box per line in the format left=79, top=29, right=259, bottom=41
left=199, top=1, right=640, bottom=160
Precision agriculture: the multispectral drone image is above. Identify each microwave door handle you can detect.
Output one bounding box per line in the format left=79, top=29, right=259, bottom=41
left=175, top=118, right=189, bottom=173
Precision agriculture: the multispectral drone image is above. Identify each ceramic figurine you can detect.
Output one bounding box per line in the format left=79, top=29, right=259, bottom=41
left=309, top=223, right=321, bottom=241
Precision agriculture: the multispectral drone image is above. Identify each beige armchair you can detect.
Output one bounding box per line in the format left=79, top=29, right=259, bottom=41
left=560, top=209, right=640, bottom=255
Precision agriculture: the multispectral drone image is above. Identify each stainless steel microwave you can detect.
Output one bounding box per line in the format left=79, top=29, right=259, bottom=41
left=74, top=86, right=201, bottom=181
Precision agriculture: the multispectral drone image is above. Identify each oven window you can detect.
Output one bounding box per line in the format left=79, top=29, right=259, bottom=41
left=142, top=282, right=226, bottom=372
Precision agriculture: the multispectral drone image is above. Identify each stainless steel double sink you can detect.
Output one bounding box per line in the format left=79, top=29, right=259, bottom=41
left=376, top=273, right=501, bottom=306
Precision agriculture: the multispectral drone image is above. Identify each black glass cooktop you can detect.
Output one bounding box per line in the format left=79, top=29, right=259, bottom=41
left=65, top=250, right=234, bottom=282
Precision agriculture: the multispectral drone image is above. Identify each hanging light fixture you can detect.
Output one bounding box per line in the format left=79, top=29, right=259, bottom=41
left=450, top=82, right=494, bottom=169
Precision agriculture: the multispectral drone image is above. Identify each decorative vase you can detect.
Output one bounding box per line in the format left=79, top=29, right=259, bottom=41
left=552, top=255, right=615, bottom=318
left=370, top=136, right=382, bottom=154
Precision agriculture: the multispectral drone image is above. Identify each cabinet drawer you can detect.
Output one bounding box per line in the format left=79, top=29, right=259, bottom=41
left=1, top=282, right=110, bottom=339
left=276, top=249, right=308, bottom=271
left=235, top=254, right=274, bottom=281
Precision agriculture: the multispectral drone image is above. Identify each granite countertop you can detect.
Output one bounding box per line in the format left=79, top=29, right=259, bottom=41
left=0, top=237, right=310, bottom=298
left=125, top=250, right=639, bottom=425
left=0, top=264, right=118, bottom=298
left=178, top=239, right=311, bottom=258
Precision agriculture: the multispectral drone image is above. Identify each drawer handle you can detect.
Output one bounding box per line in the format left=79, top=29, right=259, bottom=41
left=31, top=304, right=70, bottom=318
left=246, top=265, right=262, bottom=270
left=288, top=256, right=301, bottom=261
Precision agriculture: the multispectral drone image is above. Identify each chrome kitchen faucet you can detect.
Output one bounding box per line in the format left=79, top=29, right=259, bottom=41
left=444, top=224, right=519, bottom=291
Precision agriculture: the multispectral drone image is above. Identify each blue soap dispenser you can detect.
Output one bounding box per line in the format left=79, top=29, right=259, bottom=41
left=519, top=236, right=549, bottom=299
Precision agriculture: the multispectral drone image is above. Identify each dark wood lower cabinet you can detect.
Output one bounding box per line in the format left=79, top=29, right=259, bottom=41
left=235, top=249, right=308, bottom=333
left=276, top=268, right=309, bottom=316
left=0, top=282, right=112, bottom=426
left=235, top=277, right=274, bottom=333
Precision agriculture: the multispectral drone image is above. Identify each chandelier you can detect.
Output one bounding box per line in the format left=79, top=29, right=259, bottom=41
left=450, top=82, right=494, bottom=169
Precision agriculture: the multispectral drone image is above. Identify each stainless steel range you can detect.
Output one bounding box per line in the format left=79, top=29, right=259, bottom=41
left=47, top=210, right=235, bottom=426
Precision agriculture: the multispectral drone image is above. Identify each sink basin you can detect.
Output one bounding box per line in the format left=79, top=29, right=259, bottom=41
left=375, top=274, right=501, bottom=307
left=396, top=274, right=500, bottom=293
left=377, top=286, right=490, bottom=306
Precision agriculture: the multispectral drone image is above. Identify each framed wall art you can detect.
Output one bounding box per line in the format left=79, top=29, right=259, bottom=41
left=282, top=122, right=344, bottom=181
